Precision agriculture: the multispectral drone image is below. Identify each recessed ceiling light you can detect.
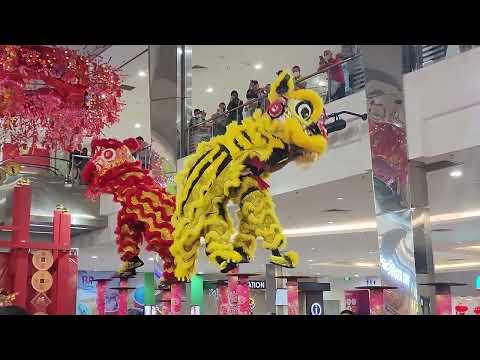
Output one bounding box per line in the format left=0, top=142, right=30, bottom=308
left=316, top=273, right=321, bottom=276
left=148, top=257, right=154, bottom=261
left=308, top=259, right=313, bottom=262
left=91, top=255, right=98, bottom=259
left=354, top=274, right=360, bottom=278
left=336, top=197, right=344, bottom=200
left=206, top=87, right=213, bottom=93
left=450, top=170, right=463, bottom=177
left=318, top=80, right=327, bottom=87
left=353, top=262, right=378, bottom=268
left=138, top=70, right=147, bottom=77
left=311, top=247, right=315, bottom=250
left=134, top=123, right=141, bottom=129
left=254, top=63, right=263, bottom=70
left=327, top=221, right=334, bottom=224
left=197, top=271, right=204, bottom=274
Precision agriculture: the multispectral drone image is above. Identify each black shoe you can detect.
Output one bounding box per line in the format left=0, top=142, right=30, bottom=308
left=216, top=256, right=239, bottom=273
left=234, top=247, right=250, bottom=264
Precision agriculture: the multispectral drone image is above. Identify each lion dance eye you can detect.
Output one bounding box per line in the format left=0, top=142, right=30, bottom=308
left=101, top=149, right=116, bottom=161
left=295, top=101, right=313, bottom=121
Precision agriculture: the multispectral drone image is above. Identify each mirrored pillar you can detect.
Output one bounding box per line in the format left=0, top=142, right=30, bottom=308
left=361, top=45, right=433, bottom=314
left=148, top=45, right=192, bottom=167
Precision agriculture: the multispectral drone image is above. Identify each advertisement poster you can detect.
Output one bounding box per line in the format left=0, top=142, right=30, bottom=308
left=287, top=280, right=299, bottom=315
left=435, top=294, right=452, bottom=315
left=344, top=290, right=370, bottom=315
left=369, top=289, right=385, bottom=315
left=76, top=271, right=144, bottom=315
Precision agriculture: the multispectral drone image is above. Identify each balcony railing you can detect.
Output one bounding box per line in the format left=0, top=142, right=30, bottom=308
left=182, top=53, right=365, bottom=156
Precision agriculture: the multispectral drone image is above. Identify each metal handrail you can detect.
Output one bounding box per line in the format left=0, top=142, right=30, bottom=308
left=189, top=53, right=362, bottom=130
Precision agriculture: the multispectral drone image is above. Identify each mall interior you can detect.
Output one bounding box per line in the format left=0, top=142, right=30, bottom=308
left=1, top=44, right=480, bottom=316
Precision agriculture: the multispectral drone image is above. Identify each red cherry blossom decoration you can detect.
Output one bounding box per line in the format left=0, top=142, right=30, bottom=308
left=0, top=45, right=123, bottom=152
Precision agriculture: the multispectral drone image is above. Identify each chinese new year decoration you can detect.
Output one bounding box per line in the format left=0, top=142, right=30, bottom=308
left=455, top=303, right=468, bottom=315
left=30, top=249, right=54, bottom=315
left=0, top=45, right=122, bottom=151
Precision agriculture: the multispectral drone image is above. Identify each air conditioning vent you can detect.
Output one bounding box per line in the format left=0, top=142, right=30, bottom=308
left=192, top=65, right=208, bottom=70
left=447, top=258, right=465, bottom=262
left=432, top=228, right=453, bottom=232
left=424, top=160, right=461, bottom=172
left=323, top=209, right=352, bottom=213
left=121, top=84, right=136, bottom=91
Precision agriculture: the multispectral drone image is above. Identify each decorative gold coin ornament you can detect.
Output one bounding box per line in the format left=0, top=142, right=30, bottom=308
left=32, top=250, right=54, bottom=271
left=31, top=270, right=53, bottom=293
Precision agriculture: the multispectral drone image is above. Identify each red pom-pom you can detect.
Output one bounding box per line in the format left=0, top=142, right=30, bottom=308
left=123, top=138, right=140, bottom=153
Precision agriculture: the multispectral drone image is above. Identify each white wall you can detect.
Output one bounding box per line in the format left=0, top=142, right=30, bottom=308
left=405, top=47, right=480, bottom=159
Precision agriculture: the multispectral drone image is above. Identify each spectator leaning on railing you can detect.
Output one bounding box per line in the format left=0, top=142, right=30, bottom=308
left=292, top=65, right=306, bottom=90
left=133, top=136, right=151, bottom=168
left=245, top=80, right=261, bottom=117
left=323, top=49, right=346, bottom=101
left=189, top=109, right=212, bottom=153
left=227, top=90, right=244, bottom=124
left=213, top=102, right=228, bottom=136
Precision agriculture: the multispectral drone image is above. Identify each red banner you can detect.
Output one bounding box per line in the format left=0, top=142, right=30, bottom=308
left=287, top=279, right=299, bottom=315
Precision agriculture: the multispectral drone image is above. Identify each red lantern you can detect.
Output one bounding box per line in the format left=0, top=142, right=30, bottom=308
left=473, top=306, right=480, bottom=315
left=455, top=303, right=468, bottom=315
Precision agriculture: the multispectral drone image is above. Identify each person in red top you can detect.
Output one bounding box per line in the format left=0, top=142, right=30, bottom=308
left=323, top=49, right=346, bottom=101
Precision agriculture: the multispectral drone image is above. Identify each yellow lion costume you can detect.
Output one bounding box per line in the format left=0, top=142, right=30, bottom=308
left=171, top=71, right=329, bottom=281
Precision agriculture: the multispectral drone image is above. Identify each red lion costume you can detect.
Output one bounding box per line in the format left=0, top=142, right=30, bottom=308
left=81, top=138, right=176, bottom=281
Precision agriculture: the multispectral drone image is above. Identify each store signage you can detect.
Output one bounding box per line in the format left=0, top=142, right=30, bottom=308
left=248, top=280, right=265, bottom=289
left=476, top=275, right=480, bottom=290
left=310, top=302, right=322, bottom=315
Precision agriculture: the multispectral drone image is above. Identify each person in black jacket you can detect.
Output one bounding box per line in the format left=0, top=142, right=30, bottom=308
left=227, top=90, right=244, bottom=124
left=245, top=80, right=260, bottom=117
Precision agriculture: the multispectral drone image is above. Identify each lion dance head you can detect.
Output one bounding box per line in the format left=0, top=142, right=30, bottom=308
left=265, top=71, right=328, bottom=163
left=81, top=138, right=143, bottom=200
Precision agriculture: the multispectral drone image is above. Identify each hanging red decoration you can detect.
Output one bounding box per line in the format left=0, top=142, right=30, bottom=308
left=0, top=45, right=123, bottom=151
left=455, top=303, right=468, bottom=315
left=474, top=306, right=480, bottom=315
left=149, top=148, right=168, bottom=189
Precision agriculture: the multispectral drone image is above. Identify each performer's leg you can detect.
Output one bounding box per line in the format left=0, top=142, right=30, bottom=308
left=204, top=199, right=241, bottom=273
left=115, top=213, right=144, bottom=277
left=232, top=176, right=298, bottom=268
left=145, top=227, right=175, bottom=284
